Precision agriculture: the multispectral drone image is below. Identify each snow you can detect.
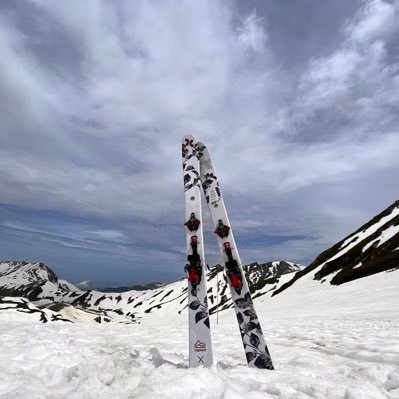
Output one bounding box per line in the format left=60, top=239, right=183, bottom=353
left=258, top=263, right=399, bottom=319
left=316, top=206, right=398, bottom=275
left=0, top=297, right=70, bottom=323
left=1, top=271, right=399, bottom=398
left=0, top=316, right=398, bottom=398
left=0, top=261, right=53, bottom=286
left=59, top=279, right=81, bottom=291
left=0, top=260, right=305, bottom=324
left=362, top=225, right=399, bottom=252
left=339, top=205, right=399, bottom=251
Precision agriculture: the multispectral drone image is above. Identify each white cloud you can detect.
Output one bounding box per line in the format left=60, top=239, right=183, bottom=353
left=347, top=0, right=399, bottom=44
left=84, top=230, right=126, bottom=240
left=285, top=0, right=399, bottom=141
left=0, top=0, right=398, bottom=271
left=0, top=0, right=276, bottom=218
left=237, top=13, right=267, bottom=53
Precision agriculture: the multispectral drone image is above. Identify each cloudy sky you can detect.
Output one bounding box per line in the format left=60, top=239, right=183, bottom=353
left=0, top=0, right=398, bottom=288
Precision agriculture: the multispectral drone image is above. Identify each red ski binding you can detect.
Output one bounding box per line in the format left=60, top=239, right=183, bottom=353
left=185, top=235, right=202, bottom=291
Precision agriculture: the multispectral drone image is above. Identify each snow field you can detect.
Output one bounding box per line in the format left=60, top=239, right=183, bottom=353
left=0, top=315, right=398, bottom=399
left=255, top=265, right=399, bottom=319
left=1, top=260, right=398, bottom=398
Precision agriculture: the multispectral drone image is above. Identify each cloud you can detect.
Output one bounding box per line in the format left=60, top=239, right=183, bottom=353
left=0, top=0, right=283, bottom=233
left=347, top=0, right=399, bottom=43
left=282, top=0, right=399, bottom=140
left=84, top=230, right=126, bottom=240
left=0, top=0, right=398, bottom=283
left=237, top=12, right=268, bottom=53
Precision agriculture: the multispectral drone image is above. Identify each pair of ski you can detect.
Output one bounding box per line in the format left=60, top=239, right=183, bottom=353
left=182, top=135, right=274, bottom=370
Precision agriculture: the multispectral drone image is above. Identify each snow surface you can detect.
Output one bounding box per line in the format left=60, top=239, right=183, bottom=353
left=1, top=316, right=398, bottom=399
left=312, top=203, right=399, bottom=280
left=0, top=297, right=70, bottom=323
left=339, top=205, right=399, bottom=252
left=362, top=225, right=399, bottom=252
left=1, top=270, right=398, bottom=398
left=59, top=279, right=81, bottom=291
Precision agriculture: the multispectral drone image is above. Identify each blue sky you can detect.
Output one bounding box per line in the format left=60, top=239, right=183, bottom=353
left=0, top=0, right=398, bottom=288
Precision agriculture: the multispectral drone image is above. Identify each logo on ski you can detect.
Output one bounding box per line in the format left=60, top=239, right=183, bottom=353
left=194, top=340, right=206, bottom=352
left=197, top=355, right=204, bottom=364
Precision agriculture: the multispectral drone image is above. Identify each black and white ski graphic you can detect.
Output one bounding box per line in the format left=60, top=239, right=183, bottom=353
left=198, top=141, right=274, bottom=370
left=182, top=135, right=213, bottom=367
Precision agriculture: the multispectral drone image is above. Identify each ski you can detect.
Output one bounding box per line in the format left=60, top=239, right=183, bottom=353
left=197, top=141, right=274, bottom=370
left=182, top=135, right=213, bottom=367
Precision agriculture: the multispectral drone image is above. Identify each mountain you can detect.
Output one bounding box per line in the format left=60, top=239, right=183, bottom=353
left=0, top=261, right=132, bottom=323
left=102, top=282, right=166, bottom=293
left=0, top=260, right=303, bottom=323
left=244, top=261, right=304, bottom=292
left=1, top=210, right=398, bottom=399
left=0, top=261, right=78, bottom=300
left=274, top=200, right=399, bottom=296
left=100, top=261, right=302, bottom=294
left=2, top=198, right=398, bottom=325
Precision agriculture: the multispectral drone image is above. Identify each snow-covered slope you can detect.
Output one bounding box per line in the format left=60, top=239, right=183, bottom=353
left=2, top=195, right=398, bottom=326
left=0, top=261, right=79, bottom=299
left=0, top=296, right=72, bottom=323
left=0, top=270, right=398, bottom=399
left=275, top=200, right=399, bottom=296
left=257, top=265, right=399, bottom=319
left=243, top=261, right=304, bottom=296
left=0, top=260, right=303, bottom=323
left=1, top=207, right=398, bottom=398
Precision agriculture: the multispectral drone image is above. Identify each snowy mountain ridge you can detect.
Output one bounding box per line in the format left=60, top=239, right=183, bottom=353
left=274, top=199, right=399, bottom=296
left=0, top=260, right=302, bottom=324
left=1, top=200, right=398, bottom=325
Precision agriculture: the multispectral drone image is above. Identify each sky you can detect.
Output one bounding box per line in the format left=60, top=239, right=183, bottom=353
left=0, top=0, right=398, bottom=288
